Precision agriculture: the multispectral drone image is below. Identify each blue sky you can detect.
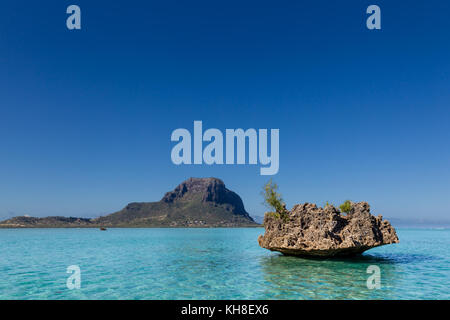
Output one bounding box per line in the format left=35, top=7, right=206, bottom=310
left=0, top=1, right=449, bottom=221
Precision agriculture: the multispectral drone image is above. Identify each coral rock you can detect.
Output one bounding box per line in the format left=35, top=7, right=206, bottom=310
left=258, top=202, right=399, bottom=257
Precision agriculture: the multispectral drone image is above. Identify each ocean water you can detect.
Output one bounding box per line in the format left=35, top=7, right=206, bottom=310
left=0, top=228, right=449, bottom=300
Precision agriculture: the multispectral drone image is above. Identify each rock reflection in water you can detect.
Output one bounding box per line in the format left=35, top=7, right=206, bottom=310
left=258, top=253, right=403, bottom=299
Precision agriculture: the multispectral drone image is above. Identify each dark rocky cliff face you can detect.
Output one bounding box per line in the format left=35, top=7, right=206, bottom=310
left=162, top=177, right=250, bottom=218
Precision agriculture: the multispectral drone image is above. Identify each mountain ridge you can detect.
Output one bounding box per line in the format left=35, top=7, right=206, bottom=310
left=0, top=177, right=259, bottom=228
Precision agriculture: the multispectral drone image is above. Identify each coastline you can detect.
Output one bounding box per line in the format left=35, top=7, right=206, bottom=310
left=0, top=224, right=263, bottom=229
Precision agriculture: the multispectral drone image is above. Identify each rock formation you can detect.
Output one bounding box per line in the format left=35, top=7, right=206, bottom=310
left=162, top=177, right=249, bottom=218
left=258, top=202, right=399, bottom=257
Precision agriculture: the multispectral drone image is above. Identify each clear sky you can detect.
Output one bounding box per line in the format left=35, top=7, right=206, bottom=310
left=0, top=1, right=449, bottom=221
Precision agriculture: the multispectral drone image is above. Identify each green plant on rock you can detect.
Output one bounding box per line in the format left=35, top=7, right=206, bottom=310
left=262, top=180, right=288, bottom=221
left=339, top=200, right=352, bottom=214
left=325, top=201, right=334, bottom=208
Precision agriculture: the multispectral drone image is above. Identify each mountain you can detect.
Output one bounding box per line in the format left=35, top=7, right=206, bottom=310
left=0, top=178, right=258, bottom=228
left=251, top=215, right=264, bottom=224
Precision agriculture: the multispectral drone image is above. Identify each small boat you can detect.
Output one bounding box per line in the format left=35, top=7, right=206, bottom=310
left=100, top=227, right=107, bottom=231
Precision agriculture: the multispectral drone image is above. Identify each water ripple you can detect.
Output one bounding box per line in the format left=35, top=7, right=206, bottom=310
left=0, top=228, right=449, bottom=299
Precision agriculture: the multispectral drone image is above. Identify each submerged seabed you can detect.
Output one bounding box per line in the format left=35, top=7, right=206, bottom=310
left=0, top=228, right=449, bottom=299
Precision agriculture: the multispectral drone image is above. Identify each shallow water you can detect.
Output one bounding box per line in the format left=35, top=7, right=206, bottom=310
left=0, top=228, right=448, bottom=299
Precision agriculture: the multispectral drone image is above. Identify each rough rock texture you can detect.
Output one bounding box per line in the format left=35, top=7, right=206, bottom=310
left=258, top=202, right=399, bottom=257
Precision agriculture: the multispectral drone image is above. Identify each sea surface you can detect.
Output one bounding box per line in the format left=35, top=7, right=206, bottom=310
left=0, top=228, right=449, bottom=300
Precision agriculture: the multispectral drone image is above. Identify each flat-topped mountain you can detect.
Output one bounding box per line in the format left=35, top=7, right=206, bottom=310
left=0, top=178, right=258, bottom=228
left=94, top=178, right=256, bottom=227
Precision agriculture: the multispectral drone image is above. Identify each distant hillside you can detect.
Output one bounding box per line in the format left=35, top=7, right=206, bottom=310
left=0, top=178, right=259, bottom=228
left=251, top=215, right=264, bottom=224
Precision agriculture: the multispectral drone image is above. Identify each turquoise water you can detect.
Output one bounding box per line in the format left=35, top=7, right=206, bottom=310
left=0, top=228, right=449, bottom=299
